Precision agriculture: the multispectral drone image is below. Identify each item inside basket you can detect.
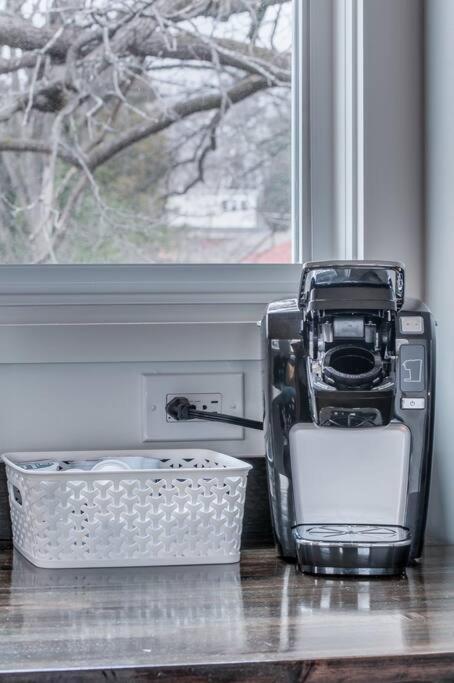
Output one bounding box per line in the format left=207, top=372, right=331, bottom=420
left=19, top=456, right=162, bottom=472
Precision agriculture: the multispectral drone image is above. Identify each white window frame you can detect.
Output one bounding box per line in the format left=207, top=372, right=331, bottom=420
left=293, top=0, right=364, bottom=263
left=0, top=0, right=424, bottom=304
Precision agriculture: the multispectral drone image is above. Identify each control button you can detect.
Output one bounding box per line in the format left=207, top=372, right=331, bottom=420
left=400, top=316, right=424, bottom=334
left=400, top=344, right=425, bottom=393
left=402, top=398, right=426, bottom=410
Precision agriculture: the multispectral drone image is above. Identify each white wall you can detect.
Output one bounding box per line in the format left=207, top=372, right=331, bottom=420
left=425, top=0, right=454, bottom=542
left=362, top=0, right=424, bottom=299
left=0, top=265, right=298, bottom=460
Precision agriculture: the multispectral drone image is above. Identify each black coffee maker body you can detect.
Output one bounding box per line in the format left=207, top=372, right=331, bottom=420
left=263, top=261, right=435, bottom=576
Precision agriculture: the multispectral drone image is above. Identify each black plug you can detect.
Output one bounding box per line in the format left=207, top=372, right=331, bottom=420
left=166, top=395, right=264, bottom=431
left=166, top=396, right=194, bottom=421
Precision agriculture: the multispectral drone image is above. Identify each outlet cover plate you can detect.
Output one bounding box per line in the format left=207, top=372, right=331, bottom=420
left=142, top=372, right=244, bottom=441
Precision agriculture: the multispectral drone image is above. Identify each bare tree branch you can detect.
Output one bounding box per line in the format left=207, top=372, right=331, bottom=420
left=0, top=15, right=289, bottom=81
left=0, top=137, right=80, bottom=166
left=164, top=110, right=220, bottom=197
left=129, top=30, right=290, bottom=83
left=0, top=1, right=288, bottom=56
left=87, top=74, right=268, bottom=170
left=0, top=13, right=70, bottom=58
left=0, top=53, right=38, bottom=74
left=0, top=75, right=268, bottom=170
left=162, top=0, right=289, bottom=21
left=0, top=80, right=79, bottom=122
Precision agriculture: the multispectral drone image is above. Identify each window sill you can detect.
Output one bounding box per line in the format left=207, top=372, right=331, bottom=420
left=0, top=263, right=301, bottom=306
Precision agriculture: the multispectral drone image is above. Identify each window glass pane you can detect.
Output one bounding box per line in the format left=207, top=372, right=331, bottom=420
left=0, top=0, right=293, bottom=264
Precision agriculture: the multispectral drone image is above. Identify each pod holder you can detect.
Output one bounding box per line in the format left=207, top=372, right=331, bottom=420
left=322, top=345, right=383, bottom=389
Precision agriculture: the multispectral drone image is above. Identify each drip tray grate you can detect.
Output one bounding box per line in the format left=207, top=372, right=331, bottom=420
left=293, top=523, right=411, bottom=577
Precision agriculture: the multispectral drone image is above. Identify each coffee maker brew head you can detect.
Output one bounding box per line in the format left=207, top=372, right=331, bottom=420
left=298, top=262, right=405, bottom=428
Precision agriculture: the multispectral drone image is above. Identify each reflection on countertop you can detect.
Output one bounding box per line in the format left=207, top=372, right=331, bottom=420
left=1, top=545, right=454, bottom=681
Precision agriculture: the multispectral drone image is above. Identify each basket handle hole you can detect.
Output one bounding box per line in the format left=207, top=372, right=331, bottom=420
left=12, top=486, right=22, bottom=506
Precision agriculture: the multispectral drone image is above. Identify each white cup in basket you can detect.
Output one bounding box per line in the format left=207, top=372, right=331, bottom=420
left=92, top=459, right=133, bottom=472
left=91, top=457, right=161, bottom=472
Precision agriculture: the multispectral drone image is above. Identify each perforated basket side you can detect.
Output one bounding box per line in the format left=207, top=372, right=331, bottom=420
left=3, top=450, right=251, bottom=568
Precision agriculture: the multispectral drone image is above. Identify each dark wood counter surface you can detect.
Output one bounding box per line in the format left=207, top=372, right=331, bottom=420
left=1, top=545, right=454, bottom=682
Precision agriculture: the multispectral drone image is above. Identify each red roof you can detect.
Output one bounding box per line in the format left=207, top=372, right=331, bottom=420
left=242, top=240, right=292, bottom=263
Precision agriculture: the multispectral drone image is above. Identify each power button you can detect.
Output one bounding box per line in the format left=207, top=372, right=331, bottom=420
left=401, top=398, right=425, bottom=410
left=400, top=316, right=424, bottom=334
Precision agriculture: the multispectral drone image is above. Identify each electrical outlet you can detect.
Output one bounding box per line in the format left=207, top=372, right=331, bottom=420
left=166, top=393, right=222, bottom=422
left=142, top=372, right=244, bottom=442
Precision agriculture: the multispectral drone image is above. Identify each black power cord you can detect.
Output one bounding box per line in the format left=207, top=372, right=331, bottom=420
left=166, top=396, right=263, bottom=431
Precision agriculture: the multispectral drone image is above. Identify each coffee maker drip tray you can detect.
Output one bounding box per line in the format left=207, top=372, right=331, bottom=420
left=293, top=524, right=411, bottom=576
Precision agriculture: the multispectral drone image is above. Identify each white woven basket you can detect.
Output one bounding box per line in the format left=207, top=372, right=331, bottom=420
left=3, top=449, right=252, bottom=568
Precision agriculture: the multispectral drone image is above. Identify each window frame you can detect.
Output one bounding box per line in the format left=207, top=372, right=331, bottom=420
left=294, top=0, right=365, bottom=263
left=0, top=0, right=423, bottom=301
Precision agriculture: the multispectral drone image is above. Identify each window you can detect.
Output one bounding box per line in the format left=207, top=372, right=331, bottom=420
left=0, top=0, right=293, bottom=265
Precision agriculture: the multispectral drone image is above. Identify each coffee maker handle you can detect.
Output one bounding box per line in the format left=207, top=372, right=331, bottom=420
left=299, top=260, right=405, bottom=310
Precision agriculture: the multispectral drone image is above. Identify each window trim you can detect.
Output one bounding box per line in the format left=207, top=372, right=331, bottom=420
left=0, top=0, right=399, bottom=297
left=295, top=0, right=366, bottom=263
left=0, top=0, right=308, bottom=293
left=334, top=0, right=365, bottom=260
left=0, top=263, right=302, bottom=306
left=291, top=0, right=308, bottom=263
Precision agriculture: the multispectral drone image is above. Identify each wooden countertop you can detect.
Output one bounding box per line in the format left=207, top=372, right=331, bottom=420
left=1, top=544, right=454, bottom=681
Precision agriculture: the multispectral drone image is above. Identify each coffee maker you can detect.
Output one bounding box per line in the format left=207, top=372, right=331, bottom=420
left=263, top=261, right=435, bottom=576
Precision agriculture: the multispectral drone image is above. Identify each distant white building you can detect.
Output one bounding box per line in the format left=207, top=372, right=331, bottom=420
left=166, top=189, right=259, bottom=230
